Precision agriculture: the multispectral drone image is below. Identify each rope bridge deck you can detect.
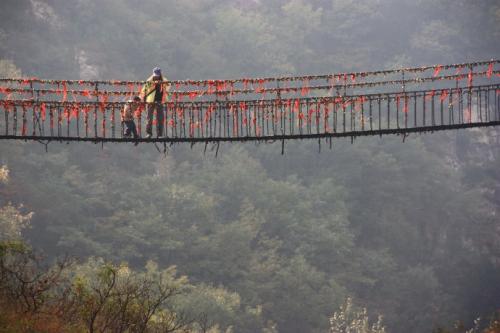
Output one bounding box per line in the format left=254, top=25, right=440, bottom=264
left=0, top=60, right=499, bottom=146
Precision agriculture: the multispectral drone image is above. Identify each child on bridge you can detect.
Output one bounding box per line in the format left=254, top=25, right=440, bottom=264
left=122, top=96, right=141, bottom=144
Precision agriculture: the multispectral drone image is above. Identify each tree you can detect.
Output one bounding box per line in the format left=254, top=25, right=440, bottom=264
left=0, top=241, right=77, bottom=332
left=0, top=203, right=32, bottom=241
left=70, top=258, right=192, bottom=333
left=329, top=298, right=385, bottom=333
left=0, top=165, right=33, bottom=241
left=0, top=59, right=22, bottom=77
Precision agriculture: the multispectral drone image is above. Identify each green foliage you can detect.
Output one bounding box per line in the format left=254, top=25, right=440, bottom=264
left=0, top=237, right=269, bottom=332
left=0, top=202, right=32, bottom=241
left=0, top=165, right=33, bottom=241
left=0, top=59, right=21, bottom=77
left=330, top=298, right=385, bottom=333
left=70, top=258, right=192, bottom=332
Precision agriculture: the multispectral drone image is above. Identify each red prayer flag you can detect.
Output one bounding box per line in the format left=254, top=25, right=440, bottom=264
left=307, top=108, right=315, bottom=122
left=301, top=79, right=310, bottom=96
left=40, top=103, right=46, bottom=121
left=433, top=65, right=442, bottom=77
left=81, top=90, right=92, bottom=98
left=217, top=81, right=226, bottom=92
left=207, top=81, right=215, bottom=94
left=127, top=83, right=135, bottom=97
left=204, top=105, right=215, bottom=123
left=62, top=82, right=68, bottom=102
left=425, top=90, right=436, bottom=101
left=71, top=105, right=79, bottom=119
left=189, top=91, right=198, bottom=100
left=239, top=101, right=247, bottom=111
left=323, top=105, right=330, bottom=117
left=440, top=90, right=449, bottom=102
left=99, top=95, right=108, bottom=113
left=487, top=63, right=494, bottom=79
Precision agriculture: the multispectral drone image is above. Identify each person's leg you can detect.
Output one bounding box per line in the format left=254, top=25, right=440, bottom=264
left=123, top=121, right=131, bottom=137
left=146, top=104, right=154, bottom=137
left=131, top=121, right=138, bottom=139
left=130, top=121, right=139, bottom=145
left=156, top=103, right=164, bottom=137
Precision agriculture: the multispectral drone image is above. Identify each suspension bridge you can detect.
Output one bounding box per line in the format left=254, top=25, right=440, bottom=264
left=0, top=60, right=499, bottom=149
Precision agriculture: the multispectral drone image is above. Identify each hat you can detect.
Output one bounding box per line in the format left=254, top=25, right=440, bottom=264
left=153, top=67, right=162, bottom=77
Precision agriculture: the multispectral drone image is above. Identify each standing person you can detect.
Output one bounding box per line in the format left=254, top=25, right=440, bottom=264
left=141, top=67, right=169, bottom=138
left=122, top=96, right=140, bottom=145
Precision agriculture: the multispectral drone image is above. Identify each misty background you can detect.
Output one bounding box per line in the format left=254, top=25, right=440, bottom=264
left=0, top=0, right=499, bottom=332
